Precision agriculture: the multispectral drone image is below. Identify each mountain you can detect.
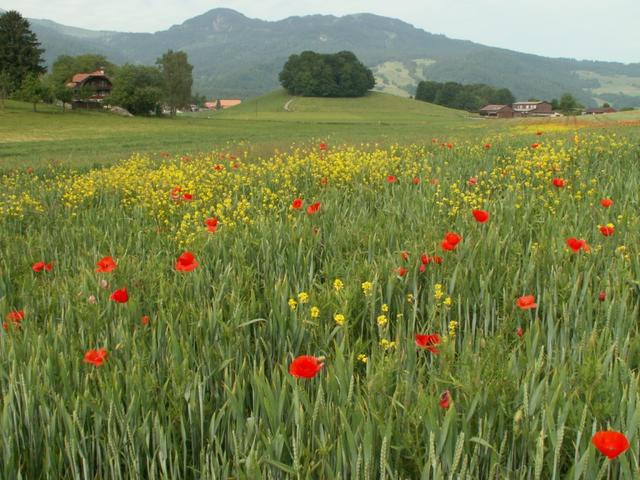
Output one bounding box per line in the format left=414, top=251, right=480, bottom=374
left=11, top=8, right=640, bottom=106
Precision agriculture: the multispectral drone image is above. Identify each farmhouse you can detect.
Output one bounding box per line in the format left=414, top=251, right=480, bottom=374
left=204, top=99, right=242, bottom=110
left=511, top=101, right=553, bottom=117
left=583, top=107, right=617, bottom=115
left=66, top=69, right=113, bottom=109
left=479, top=104, right=514, bottom=118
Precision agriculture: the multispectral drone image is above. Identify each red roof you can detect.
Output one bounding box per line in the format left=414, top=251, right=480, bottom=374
left=67, top=70, right=110, bottom=88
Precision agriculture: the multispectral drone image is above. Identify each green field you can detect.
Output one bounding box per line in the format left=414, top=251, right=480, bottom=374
left=1, top=92, right=640, bottom=478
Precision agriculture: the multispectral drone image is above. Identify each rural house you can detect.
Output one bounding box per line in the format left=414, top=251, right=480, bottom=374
left=583, top=106, right=617, bottom=115
left=479, top=104, right=514, bottom=118
left=66, top=69, right=113, bottom=109
left=511, top=101, right=553, bottom=117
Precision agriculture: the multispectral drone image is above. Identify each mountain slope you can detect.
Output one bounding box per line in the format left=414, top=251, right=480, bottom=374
left=14, top=8, right=640, bottom=106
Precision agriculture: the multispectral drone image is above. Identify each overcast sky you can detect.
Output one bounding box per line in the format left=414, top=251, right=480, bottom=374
left=2, top=0, right=638, bottom=63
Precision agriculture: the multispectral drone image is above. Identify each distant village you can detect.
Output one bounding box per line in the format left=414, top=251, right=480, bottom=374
left=479, top=101, right=617, bottom=118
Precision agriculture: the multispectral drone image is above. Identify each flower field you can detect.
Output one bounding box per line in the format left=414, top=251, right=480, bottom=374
left=1, top=129, right=639, bottom=478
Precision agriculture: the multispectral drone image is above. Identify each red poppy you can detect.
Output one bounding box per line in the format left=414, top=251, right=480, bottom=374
left=319, top=142, right=328, bottom=151
left=598, top=291, right=606, bottom=302
left=566, top=237, right=588, bottom=253
left=84, top=348, right=108, bottom=367
left=400, top=251, right=409, bottom=261
left=171, top=186, right=182, bottom=199
left=472, top=209, right=489, bottom=223
left=484, top=143, right=491, bottom=149
left=432, top=255, right=443, bottom=264
left=517, top=295, right=537, bottom=310
left=592, top=431, right=629, bottom=459
left=599, top=225, right=614, bottom=237
left=205, top=217, right=218, bottom=233
left=306, top=202, right=321, bottom=215
left=468, top=177, right=478, bottom=186
left=141, top=315, right=150, bottom=326
left=439, top=390, right=451, bottom=409
left=320, top=177, right=328, bottom=186
left=517, top=327, right=523, bottom=337
left=415, top=334, right=441, bottom=354
left=419, top=264, right=426, bottom=273
left=447, top=143, right=453, bottom=149
left=430, top=178, right=440, bottom=185
left=213, top=164, right=224, bottom=171
left=110, top=288, right=129, bottom=303
left=6, top=310, right=25, bottom=323
left=289, top=355, right=324, bottom=378
left=420, top=254, right=430, bottom=265
left=536, top=131, right=543, bottom=136
left=182, top=193, right=193, bottom=201
left=412, top=176, right=420, bottom=185
left=397, top=267, right=409, bottom=277
left=96, top=256, right=117, bottom=273
left=291, top=198, right=303, bottom=209
left=442, top=232, right=462, bottom=251
left=531, top=143, right=541, bottom=149
left=176, top=252, right=199, bottom=271
left=552, top=178, right=565, bottom=188
left=32, top=261, right=53, bottom=272
left=600, top=198, right=613, bottom=208
left=386, top=175, right=397, bottom=184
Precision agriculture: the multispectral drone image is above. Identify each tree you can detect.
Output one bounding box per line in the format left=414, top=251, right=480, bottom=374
left=558, top=93, right=582, bottom=115
left=157, top=50, right=193, bottom=115
left=602, top=102, right=611, bottom=108
left=191, top=92, right=206, bottom=108
left=279, top=51, right=374, bottom=97
left=109, top=64, right=163, bottom=115
left=16, top=73, right=47, bottom=111
left=0, top=70, right=11, bottom=108
left=550, top=98, right=560, bottom=110
left=49, top=54, right=116, bottom=88
left=415, top=81, right=439, bottom=103
left=0, top=11, right=46, bottom=93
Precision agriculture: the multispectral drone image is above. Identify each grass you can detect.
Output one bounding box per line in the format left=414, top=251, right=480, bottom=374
left=0, top=119, right=639, bottom=477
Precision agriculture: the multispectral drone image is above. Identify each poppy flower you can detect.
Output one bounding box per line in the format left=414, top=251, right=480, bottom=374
left=517, top=295, right=537, bottom=310
left=552, top=178, right=565, bottom=188
left=517, top=327, right=523, bottom=337
left=96, top=256, right=117, bottom=273
left=109, top=288, right=129, bottom=303
left=599, top=225, right=615, bottom=237
left=306, top=202, right=321, bottom=215
left=484, top=143, right=491, bottom=149
left=598, top=291, right=606, bottom=302
left=536, top=131, right=543, bottom=136
left=213, top=164, right=224, bottom=171
left=447, top=143, right=453, bottom=149
left=420, top=254, right=430, bottom=265
left=176, top=252, right=199, bottom=271
left=170, top=186, right=182, bottom=199
left=291, top=198, right=303, bottom=209
left=289, top=355, right=324, bottom=379
left=472, top=209, right=489, bottom=223
left=319, top=177, right=328, bottom=186
left=141, top=315, right=150, bottom=326
left=419, top=264, right=426, bottom=273
left=432, top=255, right=443, bottom=264
left=6, top=310, right=25, bottom=323
left=600, top=198, right=613, bottom=208
left=182, top=193, right=193, bottom=201
left=592, top=431, right=629, bottom=459
left=397, top=267, right=409, bottom=277
left=531, top=143, right=540, bottom=149
left=32, top=261, right=53, bottom=272
left=205, top=217, right=218, bottom=233
left=442, top=232, right=462, bottom=251
left=468, top=177, right=478, bottom=186
left=439, top=390, right=451, bottom=409
left=386, top=175, right=397, bottom=184
left=319, top=142, right=328, bottom=151
left=566, top=237, right=588, bottom=253
left=430, top=178, right=440, bottom=185
left=415, top=334, right=441, bottom=354
left=412, top=176, right=420, bottom=185
left=84, top=348, right=108, bottom=367
left=401, top=251, right=409, bottom=261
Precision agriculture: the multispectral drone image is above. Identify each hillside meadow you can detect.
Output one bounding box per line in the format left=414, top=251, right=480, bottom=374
left=1, top=96, right=639, bottom=478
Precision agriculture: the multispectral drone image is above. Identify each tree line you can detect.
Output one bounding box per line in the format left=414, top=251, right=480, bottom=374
left=0, top=10, right=196, bottom=115
left=415, top=80, right=515, bottom=112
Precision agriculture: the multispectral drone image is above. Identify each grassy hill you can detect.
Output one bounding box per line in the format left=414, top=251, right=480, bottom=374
left=206, top=90, right=467, bottom=123
left=21, top=8, right=640, bottom=107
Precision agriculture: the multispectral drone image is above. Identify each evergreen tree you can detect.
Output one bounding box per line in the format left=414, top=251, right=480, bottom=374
left=0, top=11, right=46, bottom=93
left=157, top=50, right=193, bottom=115
left=0, top=70, right=11, bottom=108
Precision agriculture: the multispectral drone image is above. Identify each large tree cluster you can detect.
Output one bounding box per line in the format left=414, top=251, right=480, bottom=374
left=415, top=80, right=515, bottom=112
left=279, top=51, right=375, bottom=98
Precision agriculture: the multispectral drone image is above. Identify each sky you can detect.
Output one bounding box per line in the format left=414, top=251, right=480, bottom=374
left=2, top=0, right=638, bottom=64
